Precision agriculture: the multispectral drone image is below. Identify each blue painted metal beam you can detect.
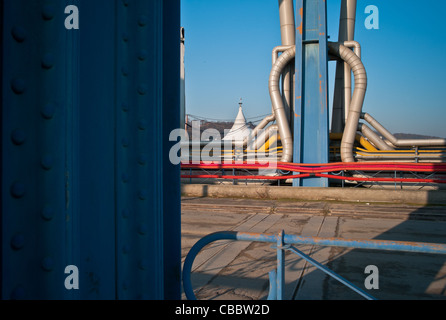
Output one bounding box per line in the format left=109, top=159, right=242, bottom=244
left=162, top=0, right=182, bottom=300
left=294, top=0, right=330, bottom=187
left=1, top=0, right=181, bottom=300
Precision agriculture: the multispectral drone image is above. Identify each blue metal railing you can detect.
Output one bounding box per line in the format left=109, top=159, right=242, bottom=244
left=182, top=231, right=446, bottom=300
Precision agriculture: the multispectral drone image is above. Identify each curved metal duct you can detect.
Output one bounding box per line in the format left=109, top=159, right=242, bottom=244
left=332, top=0, right=357, bottom=133
left=245, top=1, right=295, bottom=155
left=362, top=113, right=446, bottom=147
left=328, top=42, right=368, bottom=163
left=243, top=114, right=275, bottom=147
left=251, top=124, right=279, bottom=150
left=278, top=0, right=296, bottom=123
left=358, top=123, right=394, bottom=151
left=269, top=46, right=296, bottom=163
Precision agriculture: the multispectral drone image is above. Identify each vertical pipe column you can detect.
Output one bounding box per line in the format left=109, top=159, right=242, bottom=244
left=294, top=0, right=330, bottom=187
left=276, top=231, right=286, bottom=300
left=278, top=0, right=296, bottom=124
left=331, top=0, right=357, bottom=133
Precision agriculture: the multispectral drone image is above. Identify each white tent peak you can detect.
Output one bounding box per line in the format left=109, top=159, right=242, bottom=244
left=223, top=99, right=252, bottom=142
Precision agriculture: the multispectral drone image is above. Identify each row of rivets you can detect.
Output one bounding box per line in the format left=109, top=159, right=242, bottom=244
left=8, top=5, right=59, bottom=299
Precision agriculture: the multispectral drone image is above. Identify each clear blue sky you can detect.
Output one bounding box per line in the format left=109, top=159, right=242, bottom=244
left=181, top=0, right=446, bottom=138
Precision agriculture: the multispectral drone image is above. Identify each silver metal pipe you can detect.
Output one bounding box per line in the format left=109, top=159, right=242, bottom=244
left=269, top=46, right=295, bottom=163
left=343, top=40, right=361, bottom=59
left=358, top=123, right=394, bottom=151
left=342, top=41, right=361, bottom=126
left=362, top=113, right=446, bottom=147
left=278, top=0, right=295, bottom=130
left=356, top=154, right=446, bottom=162
left=278, top=0, right=296, bottom=47
left=332, top=0, right=357, bottom=134
left=328, top=42, right=367, bottom=163
left=243, top=114, right=275, bottom=147
left=252, top=125, right=279, bottom=150
left=272, top=45, right=294, bottom=66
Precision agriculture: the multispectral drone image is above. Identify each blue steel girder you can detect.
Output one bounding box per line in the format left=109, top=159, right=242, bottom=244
left=293, top=0, right=330, bottom=187
left=1, top=0, right=181, bottom=300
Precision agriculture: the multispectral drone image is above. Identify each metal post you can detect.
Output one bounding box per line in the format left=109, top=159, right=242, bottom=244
left=276, top=231, right=286, bottom=300
left=294, top=0, right=330, bottom=187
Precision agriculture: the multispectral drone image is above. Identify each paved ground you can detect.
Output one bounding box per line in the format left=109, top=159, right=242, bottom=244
left=181, top=196, right=446, bottom=300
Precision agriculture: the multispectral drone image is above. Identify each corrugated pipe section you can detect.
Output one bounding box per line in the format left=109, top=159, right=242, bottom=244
left=269, top=46, right=296, bottom=163
left=328, top=41, right=368, bottom=163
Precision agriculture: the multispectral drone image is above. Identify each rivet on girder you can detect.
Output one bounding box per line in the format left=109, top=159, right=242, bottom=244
left=10, top=234, right=25, bottom=250
left=41, top=154, right=54, bottom=170
left=138, top=15, right=148, bottom=27
left=41, top=102, right=56, bottom=119
left=42, top=53, right=55, bottom=69
left=41, top=206, right=55, bottom=221
left=11, top=26, right=26, bottom=42
left=121, top=173, right=129, bottom=183
left=138, top=189, right=148, bottom=200
left=11, top=78, right=26, bottom=94
left=137, top=84, right=148, bottom=95
left=41, top=257, right=54, bottom=272
left=137, top=223, right=148, bottom=235
left=138, top=119, right=147, bottom=130
left=42, top=5, right=56, bottom=20
left=138, top=259, right=148, bottom=270
left=138, top=154, right=147, bottom=166
left=10, top=182, right=26, bottom=198
left=11, top=129, right=26, bottom=145
left=138, top=49, right=148, bottom=61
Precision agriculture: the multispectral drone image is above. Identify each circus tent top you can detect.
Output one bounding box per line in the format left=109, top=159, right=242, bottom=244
left=223, top=99, right=252, bottom=142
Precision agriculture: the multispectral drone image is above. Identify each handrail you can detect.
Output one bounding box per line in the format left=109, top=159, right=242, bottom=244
left=183, top=231, right=446, bottom=300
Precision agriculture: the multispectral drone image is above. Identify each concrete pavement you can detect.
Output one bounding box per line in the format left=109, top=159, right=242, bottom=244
left=181, top=189, right=446, bottom=300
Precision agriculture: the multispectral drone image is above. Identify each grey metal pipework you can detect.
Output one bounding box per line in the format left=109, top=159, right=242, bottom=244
left=278, top=0, right=296, bottom=46
left=328, top=42, right=368, bottom=163
left=272, top=45, right=294, bottom=65
left=278, top=0, right=296, bottom=129
left=269, top=46, right=296, bottom=163
left=243, top=114, right=276, bottom=147
left=358, top=123, right=394, bottom=151
left=252, top=125, right=279, bottom=150
left=343, top=41, right=361, bottom=59
left=361, top=113, right=446, bottom=147
left=332, top=0, right=357, bottom=134
left=245, top=1, right=295, bottom=158
left=342, top=40, right=361, bottom=125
